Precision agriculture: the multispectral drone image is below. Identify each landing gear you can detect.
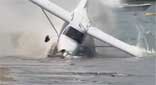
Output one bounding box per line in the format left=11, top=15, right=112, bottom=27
left=59, top=49, right=70, bottom=58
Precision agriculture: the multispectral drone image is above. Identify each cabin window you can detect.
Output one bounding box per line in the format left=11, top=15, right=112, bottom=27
left=64, top=26, right=85, bottom=44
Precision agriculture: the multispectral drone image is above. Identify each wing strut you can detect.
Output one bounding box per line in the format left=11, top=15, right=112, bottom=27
left=30, top=0, right=72, bottom=22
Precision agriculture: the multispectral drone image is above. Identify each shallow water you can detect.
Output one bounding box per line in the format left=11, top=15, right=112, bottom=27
left=0, top=56, right=155, bottom=85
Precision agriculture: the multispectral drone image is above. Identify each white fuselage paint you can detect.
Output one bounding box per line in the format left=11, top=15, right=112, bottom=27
left=57, top=5, right=90, bottom=55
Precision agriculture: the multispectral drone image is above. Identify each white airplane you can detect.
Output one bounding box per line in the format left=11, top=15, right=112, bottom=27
left=29, top=0, right=149, bottom=58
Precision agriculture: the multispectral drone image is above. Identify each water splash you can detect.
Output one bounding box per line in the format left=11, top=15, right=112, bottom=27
left=135, top=22, right=156, bottom=56
left=99, top=0, right=121, bottom=7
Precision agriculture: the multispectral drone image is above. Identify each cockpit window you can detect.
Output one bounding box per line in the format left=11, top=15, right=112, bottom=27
left=64, top=26, right=85, bottom=44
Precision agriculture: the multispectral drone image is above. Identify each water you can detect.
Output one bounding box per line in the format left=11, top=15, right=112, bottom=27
left=0, top=56, right=155, bottom=85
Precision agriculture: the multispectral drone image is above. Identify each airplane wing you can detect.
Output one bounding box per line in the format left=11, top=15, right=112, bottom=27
left=30, top=0, right=72, bottom=22
left=87, top=27, right=144, bottom=57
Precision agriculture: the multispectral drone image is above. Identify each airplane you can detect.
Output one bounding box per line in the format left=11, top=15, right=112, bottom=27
left=29, top=0, right=151, bottom=58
